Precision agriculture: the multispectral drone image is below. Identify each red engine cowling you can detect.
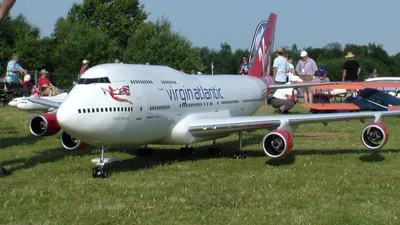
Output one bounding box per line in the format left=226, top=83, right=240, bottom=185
left=361, top=122, right=389, bottom=149
left=262, top=129, right=294, bottom=158
left=61, top=131, right=88, bottom=150
left=29, top=113, right=61, bottom=136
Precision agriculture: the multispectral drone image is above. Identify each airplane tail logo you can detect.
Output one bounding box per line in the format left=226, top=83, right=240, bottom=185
left=102, top=85, right=133, bottom=105
left=31, top=85, right=41, bottom=98
left=248, top=13, right=277, bottom=78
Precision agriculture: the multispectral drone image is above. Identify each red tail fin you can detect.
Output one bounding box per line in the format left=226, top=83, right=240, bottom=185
left=248, top=13, right=277, bottom=78
left=31, top=85, right=41, bottom=97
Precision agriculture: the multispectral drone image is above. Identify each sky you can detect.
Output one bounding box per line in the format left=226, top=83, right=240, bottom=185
left=10, top=0, right=400, bottom=55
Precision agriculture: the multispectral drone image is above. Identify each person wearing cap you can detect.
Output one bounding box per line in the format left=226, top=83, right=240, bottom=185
left=37, top=69, right=55, bottom=96
left=272, top=47, right=288, bottom=84
left=295, top=51, right=318, bottom=104
left=343, top=52, right=361, bottom=82
left=270, top=75, right=303, bottom=114
left=6, top=54, right=25, bottom=85
left=79, top=59, right=89, bottom=77
left=310, top=66, right=331, bottom=107
left=239, top=56, right=250, bottom=75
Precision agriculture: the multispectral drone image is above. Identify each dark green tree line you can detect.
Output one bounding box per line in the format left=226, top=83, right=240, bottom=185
left=0, top=0, right=399, bottom=88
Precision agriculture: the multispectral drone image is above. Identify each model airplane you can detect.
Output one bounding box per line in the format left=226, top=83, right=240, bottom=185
left=9, top=85, right=68, bottom=111
left=20, top=13, right=400, bottom=179
left=302, top=81, right=400, bottom=112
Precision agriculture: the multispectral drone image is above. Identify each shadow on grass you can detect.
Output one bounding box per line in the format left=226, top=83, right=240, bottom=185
left=0, top=136, right=44, bottom=149
left=1, top=147, right=94, bottom=175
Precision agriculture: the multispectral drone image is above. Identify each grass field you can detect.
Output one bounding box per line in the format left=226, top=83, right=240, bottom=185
left=1, top=105, right=400, bottom=224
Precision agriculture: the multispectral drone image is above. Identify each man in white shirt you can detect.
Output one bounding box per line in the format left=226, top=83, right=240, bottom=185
left=270, top=75, right=303, bottom=113
left=272, top=47, right=288, bottom=84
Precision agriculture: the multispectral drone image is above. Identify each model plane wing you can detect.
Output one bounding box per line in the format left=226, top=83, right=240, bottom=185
left=313, top=82, right=400, bottom=90
left=26, top=97, right=61, bottom=109
left=189, top=110, right=400, bottom=137
left=301, top=103, right=360, bottom=111
left=269, top=82, right=339, bottom=90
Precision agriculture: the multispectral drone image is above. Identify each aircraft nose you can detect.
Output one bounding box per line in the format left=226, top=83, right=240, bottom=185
left=56, top=103, right=72, bottom=131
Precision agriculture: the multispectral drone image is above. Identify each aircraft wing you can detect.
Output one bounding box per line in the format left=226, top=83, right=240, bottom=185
left=26, top=98, right=62, bottom=109
left=269, top=82, right=339, bottom=90
left=189, top=110, right=400, bottom=137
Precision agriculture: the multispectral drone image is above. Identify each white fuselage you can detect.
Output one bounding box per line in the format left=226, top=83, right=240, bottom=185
left=56, top=64, right=269, bottom=147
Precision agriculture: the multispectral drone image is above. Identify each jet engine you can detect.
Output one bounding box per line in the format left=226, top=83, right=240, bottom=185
left=61, top=131, right=88, bottom=150
left=361, top=122, right=389, bottom=149
left=262, top=129, right=294, bottom=158
left=29, top=113, right=61, bottom=136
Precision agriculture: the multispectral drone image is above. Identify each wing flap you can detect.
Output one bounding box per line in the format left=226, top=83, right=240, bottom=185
left=189, top=111, right=400, bottom=137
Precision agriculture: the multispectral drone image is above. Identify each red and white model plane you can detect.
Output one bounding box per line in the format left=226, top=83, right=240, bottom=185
left=23, top=13, right=400, bottom=178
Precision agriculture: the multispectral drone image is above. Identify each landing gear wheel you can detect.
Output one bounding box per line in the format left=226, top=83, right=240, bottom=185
left=208, top=147, right=222, bottom=157
left=138, top=147, right=153, bottom=156
left=92, top=167, right=109, bottom=178
left=0, top=166, right=9, bottom=177
left=179, top=146, right=194, bottom=157
left=233, top=150, right=248, bottom=159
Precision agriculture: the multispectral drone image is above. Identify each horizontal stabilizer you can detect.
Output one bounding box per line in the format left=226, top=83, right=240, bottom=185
left=302, top=103, right=360, bottom=111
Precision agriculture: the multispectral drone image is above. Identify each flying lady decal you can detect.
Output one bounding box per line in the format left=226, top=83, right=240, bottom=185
left=101, top=85, right=133, bottom=104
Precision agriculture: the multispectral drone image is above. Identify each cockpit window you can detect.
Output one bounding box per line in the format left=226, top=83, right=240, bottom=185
left=78, top=77, right=111, bottom=84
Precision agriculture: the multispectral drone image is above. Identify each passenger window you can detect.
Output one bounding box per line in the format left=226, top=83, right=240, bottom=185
left=83, top=109, right=86, bottom=113
left=78, top=109, right=81, bottom=113
left=101, top=108, right=104, bottom=112
left=96, top=108, right=99, bottom=112
left=105, top=108, right=108, bottom=112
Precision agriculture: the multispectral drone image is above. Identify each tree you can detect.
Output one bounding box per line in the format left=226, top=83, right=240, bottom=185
left=124, top=18, right=204, bottom=72
left=66, top=0, right=148, bottom=49
left=52, top=21, right=119, bottom=87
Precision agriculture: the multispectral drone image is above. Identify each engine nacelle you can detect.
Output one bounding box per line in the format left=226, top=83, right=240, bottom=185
left=262, top=129, right=294, bottom=158
left=361, top=122, right=389, bottom=149
left=61, top=131, right=88, bottom=150
left=29, top=113, right=61, bottom=136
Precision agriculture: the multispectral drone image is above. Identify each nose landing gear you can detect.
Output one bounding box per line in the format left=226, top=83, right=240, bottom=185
left=91, top=146, right=121, bottom=179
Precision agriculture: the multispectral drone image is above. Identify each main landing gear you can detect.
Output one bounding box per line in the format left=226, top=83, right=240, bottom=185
left=138, top=145, right=153, bottom=156
left=180, top=145, right=195, bottom=157
left=0, top=166, right=9, bottom=177
left=207, top=139, right=222, bottom=157
left=233, top=132, right=249, bottom=159
left=91, top=146, right=121, bottom=179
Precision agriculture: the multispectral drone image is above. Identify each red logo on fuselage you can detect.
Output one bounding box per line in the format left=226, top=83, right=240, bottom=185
left=102, top=85, right=133, bottom=104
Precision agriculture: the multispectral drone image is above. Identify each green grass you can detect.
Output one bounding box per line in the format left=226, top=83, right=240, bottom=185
left=1, top=105, right=400, bottom=224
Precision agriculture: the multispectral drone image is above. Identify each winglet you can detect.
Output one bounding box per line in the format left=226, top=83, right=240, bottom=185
left=248, top=13, right=277, bottom=78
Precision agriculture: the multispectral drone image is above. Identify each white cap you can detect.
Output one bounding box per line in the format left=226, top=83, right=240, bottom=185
left=300, top=51, right=308, bottom=57
left=24, top=74, right=31, bottom=81
left=82, top=59, right=89, bottom=64
left=197, top=72, right=203, bottom=75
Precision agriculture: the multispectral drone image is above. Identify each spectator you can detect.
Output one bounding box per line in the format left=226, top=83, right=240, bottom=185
left=270, top=75, right=303, bottom=114
left=114, top=59, right=120, bottom=64
left=272, top=47, right=288, bottom=84
left=0, top=0, right=16, bottom=20
left=295, top=51, right=318, bottom=104
left=239, top=56, right=250, bottom=75
left=369, top=68, right=379, bottom=78
left=342, top=52, right=361, bottom=82
left=310, top=66, right=331, bottom=105
left=284, top=53, right=295, bottom=82
left=6, top=54, right=25, bottom=84
left=79, top=59, right=89, bottom=77
left=37, top=69, right=56, bottom=96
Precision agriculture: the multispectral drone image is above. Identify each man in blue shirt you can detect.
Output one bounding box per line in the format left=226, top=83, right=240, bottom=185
left=6, top=54, right=25, bottom=84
